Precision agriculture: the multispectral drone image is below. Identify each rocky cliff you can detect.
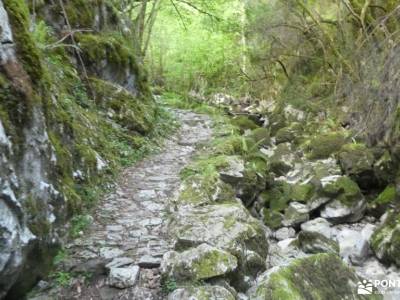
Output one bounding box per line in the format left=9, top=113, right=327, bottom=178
left=0, top=0, right=156, bottom=298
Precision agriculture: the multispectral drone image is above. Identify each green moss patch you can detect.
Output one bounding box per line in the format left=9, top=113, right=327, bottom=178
left=306, top=132, right=347, bottom=159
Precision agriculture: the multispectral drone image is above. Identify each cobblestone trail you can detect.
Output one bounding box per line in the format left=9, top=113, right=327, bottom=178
left=49, top=110, right=213, bottom=300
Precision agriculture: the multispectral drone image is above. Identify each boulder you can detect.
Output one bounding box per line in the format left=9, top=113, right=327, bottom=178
left=236, top=156, right=268, bottom=206
left=300, top=218, right=332, bottom=239
left=263, top=181, right=292, bottom=212
left=306, top=132, right=347, bottom=159
left=248, top=253, right=380, bottom=300
left=282, top=202, right=310, bottom=227
left=178, top=176, right=236, bottom=206
left=321, top=199, right=366, bottom=224
left=219, top=156, right=245, bottom=184
left=275, top=122, right=303, bottom=145
left=335, top=226, right=373, bottom=266
left=297, top=231, right=339, bottom=254
left=161, top=244, right=238, bottom=282
left=267, top=239, right=306, bottom=268
left=169, top=203, right=268, bottom=280
left=274, top=227, right=296, bottom=241
left=231, top=116, right=259, bottom=133
left=247, top=128, right=271, bottom=146
left=291, top=183, right=315, bottom=203
left=338, top=143, right=375, bottom=188
left=262, top=209, right=284, bottom=230
left=373, top=150, right=396, bottom=185
left=370, top=210, right=400, bottom=267
left=168, top=286, right=235, bottom=300
left=320, top=176, right=366, bottom=223
left=338, top=143, right=375, bottom=175
left=369, top=184, right=396, bottom=217
left=108, top=265, right=140, bottom=289
left=268, top=143, right=299, bottom=176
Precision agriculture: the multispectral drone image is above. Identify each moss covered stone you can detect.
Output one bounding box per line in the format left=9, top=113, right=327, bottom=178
left=297, top=231, right=339, bottom=254
left=371, top=209, right=400, bottom=267
left=307, top=132, right=347, bottom=159
left=269, top=143, right=298, bottom=175
left=247, top=127, right=270, bottom=146
left=248, top=253, right=381, bottom=300
left=161, top=244, right=238, bottom=282
left=4, top=0, right=44, bottom=84
left=231, top=116, right=259, bottom=133
left=369, top=185, right=397, bottom=215
left=90, top=77, right=155, bottom=134
left=338, top=143, right=375, bottom=176
left=374, top=150, right=396, bottom=185
left=262, top=209, right=284, bottom=230
left=275, top=122, right=303, bottom=145
left=178, top=175, right=236, bottom=206
left=322, top=176, right=362, bottom=206
left=291, top=183, right=315, bottom=203
left=263, top=181, right=292, bottom=212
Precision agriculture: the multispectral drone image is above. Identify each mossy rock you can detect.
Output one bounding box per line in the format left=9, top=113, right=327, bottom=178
left=231, top=116, right=259, bottom=133
left=338, top=143, right=375, bottom=188
left=178, top=175, right=236, bottom=206
left=269, top=143, right=297, bottom=176
left=248, top=253, right=381, bottom=300
left=90, top=78, right=155, bottom=134
left=212, top=135, right=245, bottom=155
left=275, top=122, right=303, bottom=145
left=238, top=163, right=268, bottom=206
left=291, top=183, right=315, bottom=203
left=161, top=244, right=238, bottom=282
left=296, top=231, right=339, bottom=254
left=369, top=185, right=397, bottom=216
left=268, top=109, right=287, bottom=136
left=306, top=132, right=347, bottom=159
left=371, top=209, right=400, bottom=267
left=322, top=176, right=362, bottom=206
left=77, top=33, right=136, bottom=68
left=247, top=127, right=271, bottom=147
left=374, top=150, right=396, bottom=185
left=263, top=181, right=292, bottom=212
left=262, top=209, right=284, bottom=230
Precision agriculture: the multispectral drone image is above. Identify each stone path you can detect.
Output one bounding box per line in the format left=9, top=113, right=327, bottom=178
left=37, top=110, right=213, bottom=300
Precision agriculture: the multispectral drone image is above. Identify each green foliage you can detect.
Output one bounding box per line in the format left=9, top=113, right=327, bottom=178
left=161, top=277, right=178, bottom=294
left=147, top=1, right=245, bottom=94
left=50, top=272, right=72, bottom=287
left=69, top=214, right=93, bottom=238
left=53, top=249, right=69, bottom=266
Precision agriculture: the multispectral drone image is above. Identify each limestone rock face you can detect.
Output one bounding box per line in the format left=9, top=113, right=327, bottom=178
left=161, top=244, right=238, bottom=281
left=0, top=2, right=60, bottom=297
left=0, top=0, right=155, bottom=297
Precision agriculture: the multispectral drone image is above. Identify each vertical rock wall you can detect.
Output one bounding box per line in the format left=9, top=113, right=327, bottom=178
left=0, top=0, right=155, bottom=298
